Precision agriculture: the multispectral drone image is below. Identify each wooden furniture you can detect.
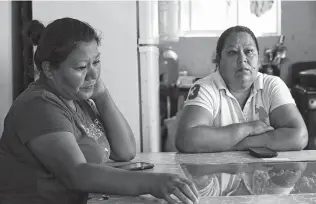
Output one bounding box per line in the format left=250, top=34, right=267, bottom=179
left=289, top=62, right=316, bottom=150
left=292, top=85, right=316, bottom=149
left=88, top=151, right=316, bottom=204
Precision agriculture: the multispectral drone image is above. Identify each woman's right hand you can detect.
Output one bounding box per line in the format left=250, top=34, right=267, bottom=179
left=248, top=120, right=274, bottom=136
left=148, top=173, right=200, bottom=204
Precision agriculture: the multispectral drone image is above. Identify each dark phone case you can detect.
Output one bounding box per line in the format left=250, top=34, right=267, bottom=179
left=248, top=147, right=278, bottom=158
left=115, top=162, right=154, bottom=171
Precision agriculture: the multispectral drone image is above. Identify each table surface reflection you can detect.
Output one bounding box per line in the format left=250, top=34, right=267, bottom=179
left=181, top=161, right=316, bottom=197
left=88, top=151, right=316, bottom=204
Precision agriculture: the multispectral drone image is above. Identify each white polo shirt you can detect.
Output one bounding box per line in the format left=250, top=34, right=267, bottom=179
left=184, top=71, right=295, bottom=126
left=183, top=71, right=296, bottom=196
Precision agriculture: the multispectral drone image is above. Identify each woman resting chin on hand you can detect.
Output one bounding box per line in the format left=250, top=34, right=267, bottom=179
left=0, top=18, right=199, bottom=204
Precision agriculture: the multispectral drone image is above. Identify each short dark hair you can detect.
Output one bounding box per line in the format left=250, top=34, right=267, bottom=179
left=213, top=25, right=259, bottom=64
left=25, top=17, right=101, bottom=71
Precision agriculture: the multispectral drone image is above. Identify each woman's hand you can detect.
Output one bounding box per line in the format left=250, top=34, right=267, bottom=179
left=148, top=173, right=200, bottom=204
left=247, top=120, right=274, bottom=136
left=264, top=162, right=307, bottom=187
left=91, top=78, right=107, bottom=101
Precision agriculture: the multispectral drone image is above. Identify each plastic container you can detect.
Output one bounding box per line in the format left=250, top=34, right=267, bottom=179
left=158, top=1, right=180, bottom=44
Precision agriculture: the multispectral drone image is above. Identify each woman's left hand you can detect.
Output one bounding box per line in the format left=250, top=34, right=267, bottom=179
left=91, top=78, right=108, bottom=101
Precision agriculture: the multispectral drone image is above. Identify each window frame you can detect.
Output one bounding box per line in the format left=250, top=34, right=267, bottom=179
left=179, top=0, right=282, bottom=37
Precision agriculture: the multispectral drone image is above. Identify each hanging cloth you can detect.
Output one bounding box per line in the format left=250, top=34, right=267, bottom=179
left=250, top=0, right=274, bottom=17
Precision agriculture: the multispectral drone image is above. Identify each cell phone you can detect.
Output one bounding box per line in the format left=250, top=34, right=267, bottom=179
left=114, top=162, right=154, bottom=171
left=248, top=147, right=278, bottom=158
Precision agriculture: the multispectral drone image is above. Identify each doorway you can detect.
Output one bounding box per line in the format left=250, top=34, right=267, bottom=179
left=12, top=1, right=33, bottom=100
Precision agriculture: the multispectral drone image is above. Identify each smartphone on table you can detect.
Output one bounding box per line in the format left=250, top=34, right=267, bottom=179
left=248, top=147, right=278, bottom=158
left=114, top=162, right=154, bottom=171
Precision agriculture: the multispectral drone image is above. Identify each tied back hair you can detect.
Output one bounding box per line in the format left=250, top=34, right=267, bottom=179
left=24, top=17, right=102, bottom=72
left=25, top=20, right=45, bottom=46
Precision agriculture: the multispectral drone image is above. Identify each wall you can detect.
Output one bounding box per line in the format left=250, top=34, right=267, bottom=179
left=173, top=1, right=316, bottom=86
left=33, top=1, right=141, bottom=152
left=0, top=2, right=13, bottom=135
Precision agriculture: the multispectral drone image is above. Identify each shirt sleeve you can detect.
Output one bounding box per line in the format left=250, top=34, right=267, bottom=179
left=184, top=83, right=216, bottom=117
left=267, top=76, right=296, bottom=112
left=14, top=93, right=75, bottom=144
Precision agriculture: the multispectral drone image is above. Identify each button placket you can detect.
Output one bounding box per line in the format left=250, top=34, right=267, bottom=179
left=243, top=96, right=253, bottom=122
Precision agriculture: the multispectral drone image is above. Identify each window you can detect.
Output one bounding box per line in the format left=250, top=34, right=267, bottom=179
left=180, top=0, right=281, bottom=37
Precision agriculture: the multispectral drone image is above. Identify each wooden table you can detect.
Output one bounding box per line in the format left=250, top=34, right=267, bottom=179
left=88, top=150, right=316, bottom=204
